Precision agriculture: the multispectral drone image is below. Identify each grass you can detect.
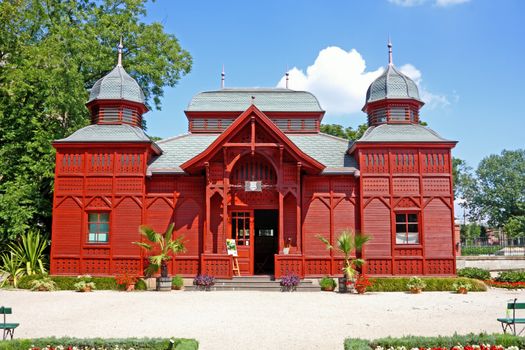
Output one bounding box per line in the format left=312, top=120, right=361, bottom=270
left=367, top=277, right=487, bottom=292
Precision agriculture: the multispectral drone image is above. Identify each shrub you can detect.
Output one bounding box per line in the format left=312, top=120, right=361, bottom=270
left=367, top=277, right=486, bottom=292
left=319, top=276, right=336, bottom=290
left=74, top=280, right=96, bottom=292
left=461, top=246, right=502, bottom=256
left=496, top=270, right=525, bottom=283
left=457, top=267, right=491, bottom=280
left=344, top=333, right=525, bottom=350
left=172, top=275, right=184, bottom=290
left=452, top=280, right=471, bottom=293
left=135, top=278, right=147, bottom=291
left=18, top=275, right=118, bottom=290
left=193, top=274, right=215, bottom=290
left=31, top=277, right=59, bottom=291
left=0, top=337, right=198, bottom=350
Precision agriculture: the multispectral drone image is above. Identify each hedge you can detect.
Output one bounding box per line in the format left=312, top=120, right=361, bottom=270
left=0, top=337, right=198, bottom=350
left=457, top=267, right=491, bottom=280
left=17, top=275, right=118, bottom=290
left=367, top=277, right=487, bottom=292
left=461, top=246, right=502, bottom=256
left=495, top=270, right=525, bottom=283
left=345, top=333, right=525, bottom=350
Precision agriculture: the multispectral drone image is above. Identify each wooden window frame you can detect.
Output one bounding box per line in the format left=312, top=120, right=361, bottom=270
left=87, top=212, right=110, bottom=244
left=395, top=211, right=420, bottom=245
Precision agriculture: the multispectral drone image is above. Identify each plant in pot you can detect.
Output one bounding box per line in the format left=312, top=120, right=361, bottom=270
left=30, top=276, right=58, bottom=291
left=74, top=275, right=96, bottom=292
left=406, top=276, right=426, bottom=293
left=354, top=274, right=373, bottom=294
left=133, top=223, right=186, bottom=291
left=452, top=280, right=472, bottom=294
left=319, top=276, right=337, bottom=291
left=115, top=271, right=138, bottom=291
left=283, top=237, right=292, bottom=255
left=317, top=230, right=370, bottom=293
left=193, top=274, right=215, bottom=291
left=280, top=272, right=300, bottom=292
left=172, top=275, right=184, bottom=290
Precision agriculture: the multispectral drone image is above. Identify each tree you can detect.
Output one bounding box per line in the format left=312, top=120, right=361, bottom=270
left=0, top=0, right=192, bottom=245
left=452, top=157, right=475, bottom=199
left=320, top=123, right=368, bottom=141
left=463, top=150, right=525, bottom=236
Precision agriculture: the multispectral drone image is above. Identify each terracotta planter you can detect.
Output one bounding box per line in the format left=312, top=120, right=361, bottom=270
left=410, top=287, right=422, bottom=294
left=126, top=283, right=135, bottom=292
left=356, top=286, right=367, bottom=294
left=457, top=287, right=468, bottom=294
left=321, top=286, right=335, bottom=292
left=79, top=287, right=92, bottom=292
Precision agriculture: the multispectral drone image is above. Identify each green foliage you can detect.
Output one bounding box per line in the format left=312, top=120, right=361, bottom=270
left=0, top=0, right=192, bottom=244
left=0, top=252, right=24, bottom=287
left=317, top=230, right=370, bottom=279
left=319, top=276, right=337, bottom=289
left=9, top=231, right=48, bottom=275
left=457, top=267, right=491, bottom=280
left=73, top=276, right=96, bottom=291
left=460, top=245, right=502, bottom=256
left=366, top=277, right=486, bottom=292
left=0, top=337, right=198, bottom=350
left=172, top=275, right=184, bottom=289
left=495, top=270, right=525, bottom=283
left=320, top=123, right=368, bottom=141
left=134, top=224, right=186, bottom=276
left=18, top=274, right=118, bottom=290
left=345, top=333, right=525, bottom=350
left=460, top=223, right=483, bottom=242
left=406, top=276, right=426, bottom=290
left=452, top=280, right=472, bottom=292
left=452, top=157, right=474, bottom=199
left=462, top=150, right=525, bottom=235
left=135, top=278, right=147, bottom=291
left=30, top=276, right=59, bottom=291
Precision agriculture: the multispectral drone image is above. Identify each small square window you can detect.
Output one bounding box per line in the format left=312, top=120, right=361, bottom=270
left=87, top=212, right=109, bottom=243
left=395, top=212, right=419, bottom=245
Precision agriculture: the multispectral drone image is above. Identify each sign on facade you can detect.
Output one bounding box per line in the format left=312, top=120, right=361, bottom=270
left=245, top=181, right=262, bottom=192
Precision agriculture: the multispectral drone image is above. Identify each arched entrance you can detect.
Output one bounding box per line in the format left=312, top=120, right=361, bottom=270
left=229, top=154, right=278, bottom=275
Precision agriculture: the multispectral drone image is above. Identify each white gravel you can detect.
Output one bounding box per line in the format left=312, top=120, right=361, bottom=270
left=1, top=288, right=524, bottom=350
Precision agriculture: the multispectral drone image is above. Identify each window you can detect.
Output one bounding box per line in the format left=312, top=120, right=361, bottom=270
left=395, top=213, right=419, bottom=244
left=88, top=213, right=109, bottom=243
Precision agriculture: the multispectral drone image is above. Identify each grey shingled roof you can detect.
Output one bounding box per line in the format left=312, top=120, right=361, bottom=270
left=147, top=132, right=357, bottom=175
left=186, top=88, right=324, bottom=112
left=55, top=124, right=152, bottom=143
left=366, top=64, right=421, bottom=104
left=88, top=65, right=146, bottom=104
left=357, top=124, right=451, bottom=143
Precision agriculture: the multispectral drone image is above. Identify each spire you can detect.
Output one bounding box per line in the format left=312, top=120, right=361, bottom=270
left=221, top=65, right=225, bottom=89
left=117, top=37, right=123, bottom=67
left=285, top=71, right=289, bottom=89
left=388, top=36, right=393, bottom=66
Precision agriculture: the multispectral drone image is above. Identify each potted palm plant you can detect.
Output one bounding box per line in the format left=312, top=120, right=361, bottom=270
left=317, top=230, right=370, bottom=293
left=133, top=223, right=186, bottom=291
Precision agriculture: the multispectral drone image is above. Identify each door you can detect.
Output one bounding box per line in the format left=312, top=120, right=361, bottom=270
left=254, top=210, right=278, bottom=274
left=231, top=210, right=254, bottom=275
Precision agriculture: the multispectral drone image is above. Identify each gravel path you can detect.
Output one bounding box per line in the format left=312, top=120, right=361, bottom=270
left=1, top=289, right=523, bottom=349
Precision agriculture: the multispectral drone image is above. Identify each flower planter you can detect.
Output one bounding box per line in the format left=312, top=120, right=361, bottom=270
left=338, top=277, right=348, bottom=293
left=79, top=287, right=93, bottom=293
left=156, top=276, right=172, bottom=291
left=321, top=286, right=335, bottom=292
left=126, top=283, right=135, bottom=292
left=410, top=287, right=422, bottom=294
left=144, top=277, right=157, bottom=291
left=457, top=287, right=468, bottom=294
left=355, top=286, right=367, bottom=294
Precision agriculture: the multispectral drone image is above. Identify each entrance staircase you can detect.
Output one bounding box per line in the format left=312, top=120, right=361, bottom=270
left=188, top=276, right=319, bottom=292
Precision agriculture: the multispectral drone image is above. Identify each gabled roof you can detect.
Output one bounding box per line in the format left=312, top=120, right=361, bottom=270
left=356, top=124, right=453, bottom=143
left=180, top=104, right=325, bottom=174
left=55, top=124, right=151, bottom=143
left=147, top=132, right=357, bottom=175
left=186, top=88, right=324, bottom=112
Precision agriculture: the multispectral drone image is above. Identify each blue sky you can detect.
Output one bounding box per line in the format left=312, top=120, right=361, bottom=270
left=142, top=0, right=524, bottom=169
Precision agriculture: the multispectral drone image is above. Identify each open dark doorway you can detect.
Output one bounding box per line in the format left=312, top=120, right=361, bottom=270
left=254, top=209, right=278, bottom=275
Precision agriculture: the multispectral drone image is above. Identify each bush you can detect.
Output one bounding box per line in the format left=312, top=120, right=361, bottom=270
left=18, top=275, right=118, bottom=290
left=457, top=267, right=491, bottom=280
left=31, top=277, right=59, bottom=291
left=344, top=333, right=525, bottom=350
left=406, top=276, right=426, bottom=291
left=461, top=246, right=502, bottom=256
left=367, top=277, right=486, bottom=292
left=495, top=270, right=525, bottom=283
left=135, top=278, right=147, bottom=291
left=319, top=276, right=336, bottom=290
left=172, top=275, right=184, bottom=290
left=0, top=337, right=198, bottom=350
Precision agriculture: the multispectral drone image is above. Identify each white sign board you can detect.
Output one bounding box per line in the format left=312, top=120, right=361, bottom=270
left=245, top=181, right=262, bottom=192
left=226, top=238, right=238, bottom=256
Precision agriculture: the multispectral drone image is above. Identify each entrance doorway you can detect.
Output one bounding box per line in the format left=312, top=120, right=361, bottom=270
left=254, top=209, right=278, bottom=274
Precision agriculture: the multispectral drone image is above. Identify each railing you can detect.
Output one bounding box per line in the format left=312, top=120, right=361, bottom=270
left=461, top=237, right=525, bottom=256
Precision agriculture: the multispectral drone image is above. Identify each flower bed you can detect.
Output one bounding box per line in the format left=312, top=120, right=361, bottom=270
left=344, top=333, right=525, bottom=350
left=484, top=280, right=525, bottom=289
left=0, top=337, right=198, bottom=350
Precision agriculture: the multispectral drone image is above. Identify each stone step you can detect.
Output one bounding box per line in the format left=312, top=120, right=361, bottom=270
left=187, top=277, right=319, bottom=292
left=187, top=284, right=319, bottom=292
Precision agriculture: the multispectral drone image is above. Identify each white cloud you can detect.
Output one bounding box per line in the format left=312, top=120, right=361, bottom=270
left=435, top=0, right=470, bottom=6
left=276, top=47, right=450, bottom=115
left=388, top=0, right=470, bottom=6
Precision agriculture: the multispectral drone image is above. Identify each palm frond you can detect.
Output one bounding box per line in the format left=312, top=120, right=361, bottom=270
left=139, top=225, right=162, bottom=244
left=132, top=242, right=153, bottom=251
left=316, top=234, right=333, bottom=250
left=164, top=223, right=175, bottom=243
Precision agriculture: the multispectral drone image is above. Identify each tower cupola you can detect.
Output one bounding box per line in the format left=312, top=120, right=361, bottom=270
left=363, top=40, right=424, bottom=127
left=86, top=40, right=148, bottom=128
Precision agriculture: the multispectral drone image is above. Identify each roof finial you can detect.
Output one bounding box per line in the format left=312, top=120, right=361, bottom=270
left=221, top=65, right=225, bottom=89
left=117, top=37, right=123, bottom=67
left=388, top=36, right=393, bottom=66
left=285, top=67, right=289, bottom=89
